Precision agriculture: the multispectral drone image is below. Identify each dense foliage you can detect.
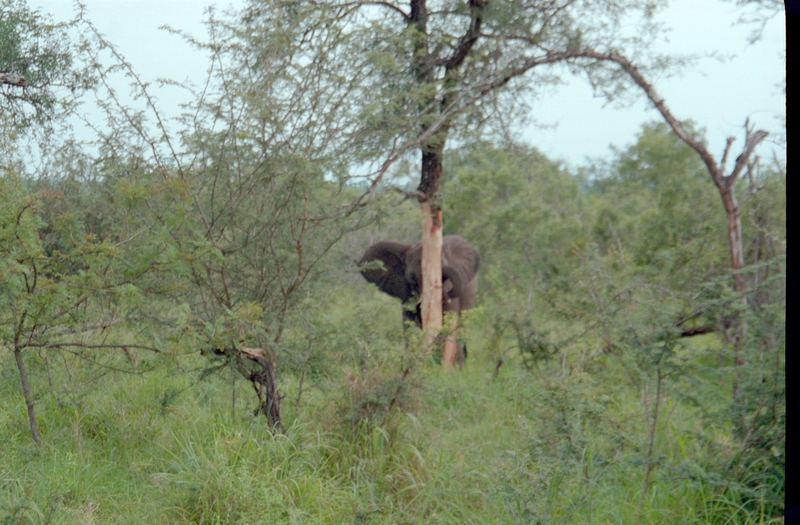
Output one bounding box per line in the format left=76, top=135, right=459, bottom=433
left=0, top=1, right=784, bottom=523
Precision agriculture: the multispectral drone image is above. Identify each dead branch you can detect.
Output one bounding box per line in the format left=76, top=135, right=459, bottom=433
left=570, top=48, right=769, bottom=185
left=235, top=346, right=284, bottom=432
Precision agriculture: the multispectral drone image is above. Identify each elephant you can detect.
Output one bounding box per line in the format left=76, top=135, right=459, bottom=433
left=358, top=235, right=480, bottom=363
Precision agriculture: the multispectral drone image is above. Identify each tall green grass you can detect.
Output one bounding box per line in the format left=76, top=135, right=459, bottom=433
left=0, top=339, right=781, bottom=524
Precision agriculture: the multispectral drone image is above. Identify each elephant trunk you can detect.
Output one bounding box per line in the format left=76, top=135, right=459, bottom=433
left=442, top=265, right=465, bottom=300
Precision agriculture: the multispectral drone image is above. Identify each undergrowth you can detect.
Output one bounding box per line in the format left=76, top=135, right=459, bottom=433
left=0, top=334, right=782, bottom=524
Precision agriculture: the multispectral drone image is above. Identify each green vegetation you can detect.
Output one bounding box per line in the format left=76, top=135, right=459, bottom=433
left=0, top=1, right=784, bottom=523
left=0, top=320, right=783, bottom=524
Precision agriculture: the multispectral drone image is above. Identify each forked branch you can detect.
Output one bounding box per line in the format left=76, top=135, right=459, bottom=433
left=568, top=48, right=769, bottom=188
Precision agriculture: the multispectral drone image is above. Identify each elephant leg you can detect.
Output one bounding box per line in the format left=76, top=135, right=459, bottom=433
left=455, top=341, right=467, bottom=366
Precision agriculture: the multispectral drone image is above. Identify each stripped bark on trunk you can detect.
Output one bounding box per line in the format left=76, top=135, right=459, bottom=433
left=420, top=199, right=443, bottom=343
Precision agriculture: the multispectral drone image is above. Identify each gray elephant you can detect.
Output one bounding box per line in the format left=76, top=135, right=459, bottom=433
left=358, top=235, right=480, bottom=362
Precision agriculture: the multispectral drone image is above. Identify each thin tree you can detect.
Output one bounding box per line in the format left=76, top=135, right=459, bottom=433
left=565, top=46, right=771, bottom=422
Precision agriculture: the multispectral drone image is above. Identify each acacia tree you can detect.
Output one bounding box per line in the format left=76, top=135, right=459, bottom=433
left=565, top=48, right=770, bottom=373
left=0, top=2, right=147, bottom=446
left=553, top=44, right=783, bottom=509
left=1, top=159, right=165, bottom=446
left=579, top=50, right=768, bottom=288
left=557, top=0, right=783, bottom=311
left=77, top=4, right=400, bottom=430
left=248, top=0, right=662, bottom=364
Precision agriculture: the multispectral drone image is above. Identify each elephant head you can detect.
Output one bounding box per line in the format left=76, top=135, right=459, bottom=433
left=358, top=235, right=480, bottom=330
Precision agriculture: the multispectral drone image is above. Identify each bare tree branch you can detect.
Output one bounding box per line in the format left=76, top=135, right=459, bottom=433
left=562, top=48, right=769, bottom=188
left=25, top=342, right=161, bottom=353
left=333, top=0, right=410, bottom=20
left=442, top=0, right=486, bottom=71
left=731, top=119, right=769, bottom=183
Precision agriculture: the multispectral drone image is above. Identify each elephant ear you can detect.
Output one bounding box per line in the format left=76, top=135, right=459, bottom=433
left=442, top=236, right=480, bottom=299
left=358, top=241, right=413, bottom=302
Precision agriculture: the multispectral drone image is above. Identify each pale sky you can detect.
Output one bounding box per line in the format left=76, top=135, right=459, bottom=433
left=36, top=0, right=785, bottom=169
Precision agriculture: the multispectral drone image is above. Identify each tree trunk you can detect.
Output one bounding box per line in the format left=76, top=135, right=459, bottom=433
left=419, top=199, right=443, bottom=341
left=14, top=345, right=43, bottom=446
left=409, top=0, right=483, bottom=367
left=724, top=200, right=747, bottom=295
left=442, top=315, right=459, bottom=369
left=722, top=193, right=749, bottom=429
left=418, top=127, right=445, bottom=346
